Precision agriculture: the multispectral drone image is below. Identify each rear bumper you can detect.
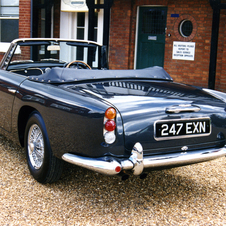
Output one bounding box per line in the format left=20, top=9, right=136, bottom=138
left=62, top=143, right=226, bottom=176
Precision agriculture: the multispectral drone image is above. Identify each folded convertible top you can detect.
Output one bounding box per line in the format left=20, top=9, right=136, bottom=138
left=28, top=66, right=173, bottom=83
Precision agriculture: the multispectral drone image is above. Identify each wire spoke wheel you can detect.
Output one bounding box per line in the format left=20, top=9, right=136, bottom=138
left=28, top=124, right=44, bottom=169
left=25, top=112, right=63, bottom=183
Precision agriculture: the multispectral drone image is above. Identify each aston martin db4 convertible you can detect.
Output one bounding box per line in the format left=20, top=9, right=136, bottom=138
left=0, top=38, right=226, bottom=183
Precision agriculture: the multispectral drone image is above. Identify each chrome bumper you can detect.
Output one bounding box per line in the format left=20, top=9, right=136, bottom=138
left=62, top=143, right=226, bottom=176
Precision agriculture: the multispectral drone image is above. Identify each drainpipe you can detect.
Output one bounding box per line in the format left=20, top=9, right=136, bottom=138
left=208, top=0, right=221, bottom=90
left=30, top=0, right=33, bottom=38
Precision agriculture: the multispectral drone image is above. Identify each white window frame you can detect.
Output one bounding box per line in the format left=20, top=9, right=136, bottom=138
left=0, top=0, right=19, bottom=52
left=60, top=9, right=103, bottom=64
left=60, top=10, right=103, bottom=44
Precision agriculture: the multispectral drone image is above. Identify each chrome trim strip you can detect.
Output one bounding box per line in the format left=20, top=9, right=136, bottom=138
left=165, top=104, right=200, bottom=113
left=120, top=146, right=226, bottom=171
left=62, top=153, right=121, bottom=175
left=121, top=160, right=133, bottom=170
left=154, top=117, right=211, bottom=141
left=142, top=147, right=226, bottom=168
left=11, top=38, right=102, bottom=46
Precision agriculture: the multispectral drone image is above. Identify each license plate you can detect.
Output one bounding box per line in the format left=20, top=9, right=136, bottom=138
left=154, top=117, right=211, bottom=140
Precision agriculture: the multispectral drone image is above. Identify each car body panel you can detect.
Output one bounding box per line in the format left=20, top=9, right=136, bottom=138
left=62, top=79, right=226, bottom=155
left=0, top=70, right=27, bottom=132
left=12, top=79, right=125, bottom=158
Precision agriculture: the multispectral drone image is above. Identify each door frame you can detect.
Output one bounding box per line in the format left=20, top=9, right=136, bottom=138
left=134, top=5, right=167, bottom=69
left=60, top=10, right=104, bottom=44
left=32, top=0, right=54, bottom=38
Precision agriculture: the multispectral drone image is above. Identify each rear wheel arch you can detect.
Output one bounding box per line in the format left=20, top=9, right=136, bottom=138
left=24, top=110, right=63, bottom=183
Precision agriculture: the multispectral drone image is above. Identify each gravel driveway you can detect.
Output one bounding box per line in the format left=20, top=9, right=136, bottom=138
left=0, top=135, right=226, bottom=225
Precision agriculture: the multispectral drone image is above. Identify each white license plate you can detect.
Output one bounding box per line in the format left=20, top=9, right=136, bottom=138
left=154, top=117, right=211, bottom=140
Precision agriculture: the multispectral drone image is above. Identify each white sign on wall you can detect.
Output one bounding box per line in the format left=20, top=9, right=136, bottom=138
left=61, top=0, right=88, bottom=12
left=172, top=41, right=196, bottom=61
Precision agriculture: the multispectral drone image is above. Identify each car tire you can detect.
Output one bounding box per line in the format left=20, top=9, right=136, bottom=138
left=24, top=111, right=63, bottom=183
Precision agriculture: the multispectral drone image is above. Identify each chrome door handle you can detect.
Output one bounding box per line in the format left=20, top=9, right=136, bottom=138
left=8, top=88, right=17, bottom=94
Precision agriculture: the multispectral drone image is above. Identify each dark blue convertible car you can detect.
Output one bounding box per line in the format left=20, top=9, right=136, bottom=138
left=0, top=38, right=226, bottom=183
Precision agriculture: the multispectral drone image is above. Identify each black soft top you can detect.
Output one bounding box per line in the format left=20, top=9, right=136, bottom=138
left=28, top=66, right=173, bottom=83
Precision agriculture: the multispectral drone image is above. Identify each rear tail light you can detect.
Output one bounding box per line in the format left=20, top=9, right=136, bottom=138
left=104, top=107, right=117, bottom=144
left=105, top=120, right=116, bottom=131
left=105, top=107, right=116, bottom=119
left=104, top=132, right=116, bottom=144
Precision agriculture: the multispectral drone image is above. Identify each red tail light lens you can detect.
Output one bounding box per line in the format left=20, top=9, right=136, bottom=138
left=105, top=120, right=116, bottom=131
left=115, top=166, right=121, bottom=173
left=105, top=107, right=116, bottom=120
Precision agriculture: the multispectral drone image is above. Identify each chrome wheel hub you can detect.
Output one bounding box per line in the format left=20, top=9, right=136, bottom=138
left=28, top=124, right=44, bottom=169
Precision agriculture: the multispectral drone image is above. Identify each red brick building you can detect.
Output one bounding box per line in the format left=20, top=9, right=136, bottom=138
left=109, top=0, right=226, bottom=91
left=0, top=0, right=226, bottom=91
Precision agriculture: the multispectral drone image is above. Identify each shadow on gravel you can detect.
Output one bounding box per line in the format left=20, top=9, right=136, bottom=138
left=1, top=134, right=225, bottom=220
left=54, top=160, right=220, bottom=213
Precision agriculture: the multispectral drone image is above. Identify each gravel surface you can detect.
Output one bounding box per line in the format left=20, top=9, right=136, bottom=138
left=0, top=135, right=226, bottom=225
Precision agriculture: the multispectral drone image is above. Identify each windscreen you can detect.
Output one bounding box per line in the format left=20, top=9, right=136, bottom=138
left=9, top=41, right=102, bottom=69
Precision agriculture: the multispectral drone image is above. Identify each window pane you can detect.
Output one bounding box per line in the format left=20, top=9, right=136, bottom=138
left=94, top=12, right=98, bottom=27
left=76, top=46, right=84, bottom=60
left=77, top=28, right=84, bottom=39
left=1, top=7, right=19, bottom=16
left=77, top=12, right=85, bottom=27
left=94, top=28, right=97, bottom=42
left=41, top=9, right=45, bottom=37
left=0, top=19, right=18, bottom=42
left=142, top=9, right=166, bottom=34
left=179, top=20, right=193, bottom=37
left=1, top=0, right=19, bottom=6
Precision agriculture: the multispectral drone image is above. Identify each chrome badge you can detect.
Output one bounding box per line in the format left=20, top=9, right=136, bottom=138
left=181, top=146, right=188, bottom=151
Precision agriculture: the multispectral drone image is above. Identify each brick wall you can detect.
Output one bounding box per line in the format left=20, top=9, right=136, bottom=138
left=19, top=0, right=31, bottom=38
left=17, top=0, right=31, bottom=60
left=165, top=0, right=212, bottom=88
left=109, top=0, right=226, bottom=91
left=108, top=0, right=133, bottom=69
left=0, top=0, right=31, bottom=61
left=215, top=9, right=226, bottom=91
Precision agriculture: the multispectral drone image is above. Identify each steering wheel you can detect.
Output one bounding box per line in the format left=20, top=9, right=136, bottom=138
left=66, top=60, right=91, bottom=69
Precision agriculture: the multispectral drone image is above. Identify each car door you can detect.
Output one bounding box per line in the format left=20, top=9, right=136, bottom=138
left=0, top=70, right=26, bottom=132
left=136, top=6, right=167, bottom=69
